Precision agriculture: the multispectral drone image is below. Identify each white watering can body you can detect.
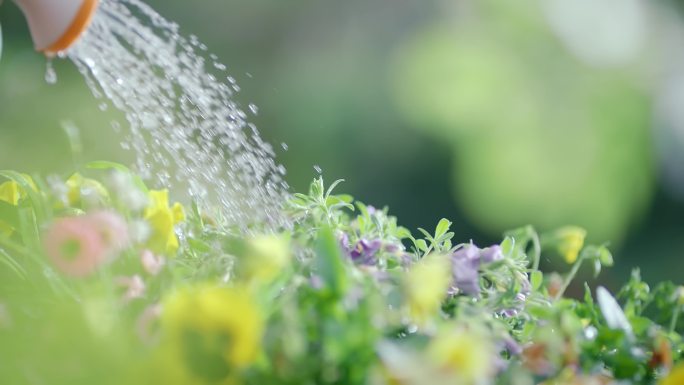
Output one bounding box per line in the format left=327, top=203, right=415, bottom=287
left=1, top=0, right=98, bottom=56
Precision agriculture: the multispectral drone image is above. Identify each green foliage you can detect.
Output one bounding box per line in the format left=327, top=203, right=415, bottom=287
left=0, top=168, right=681, bottom=385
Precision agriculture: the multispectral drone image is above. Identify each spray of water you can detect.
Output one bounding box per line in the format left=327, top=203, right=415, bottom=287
left=65, top=0, right=290, bottom=231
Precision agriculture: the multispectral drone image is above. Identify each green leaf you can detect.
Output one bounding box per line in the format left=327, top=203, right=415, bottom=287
left=0, top=248, right=26, bottom=279
left=86, top=161, right=149, bottom=193
left=17, top=206, right=41, bottom=251
left=310, top=178, right=324, bottom=199
left=434, top=218, right=451, bottom=238
left=500, top=236, right=515, bottom=256
left=416, top=228, right=432, bottom=240
left=598, top=245, right=613, bottom=267
left=187, top=238, right=212, bottom=253
left=86, top=160, right=130, bottom=172
left=335, top=194, right=354, bottom=204
left=530, top=270, right=543, bottom=291
left=443, top=239, right=452, bottom=250
left=596, top=286, right=634, bottom=340
left=325, top=196, right=354, bottom=211
left=593, top=259, right=602, bottom=278
left=395, top=226, right=412, bottom=239
left=325, top=179, right=345, bottom=199
left=0, top=170, right=47, bottom=223
left=315, top=226, right=348, bottom=298
left=415, top=239, right=428, bottom=252
left=0, top=200, right=19, bottom=229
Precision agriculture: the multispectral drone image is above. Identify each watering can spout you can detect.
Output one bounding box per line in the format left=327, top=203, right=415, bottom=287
left=12, top=0, right=99, bottom=55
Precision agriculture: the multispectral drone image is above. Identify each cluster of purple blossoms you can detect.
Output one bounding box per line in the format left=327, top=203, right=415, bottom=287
left=449, top=243, right=531, bottom=316
left=338, top=232, right=406, bottom=267
left=449, top=244, right=504, bottom=297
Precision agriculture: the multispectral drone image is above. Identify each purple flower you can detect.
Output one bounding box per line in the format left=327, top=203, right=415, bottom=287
left=501, top=308, right=518, bottom=317
left=503, top=336, right=522, bottom=355
left=480, top=245, right=504, bottom=264
left=338, top=231, right=352, bottom=253
left=450, top=245, right=481, bottom=296
left=350, top=238, right=383, bottom=265
left=384, top=243, right=401, bottom=253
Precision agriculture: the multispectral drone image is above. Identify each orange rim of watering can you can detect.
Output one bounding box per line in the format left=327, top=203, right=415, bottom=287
left=42, top=0, right=99, bottom=55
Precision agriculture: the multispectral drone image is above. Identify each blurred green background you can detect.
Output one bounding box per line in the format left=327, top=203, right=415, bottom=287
left=1, top=0, right=683, bottom=288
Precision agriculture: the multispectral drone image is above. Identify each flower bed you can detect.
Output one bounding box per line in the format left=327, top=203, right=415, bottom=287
left=0, top=164, right=682, bottom=385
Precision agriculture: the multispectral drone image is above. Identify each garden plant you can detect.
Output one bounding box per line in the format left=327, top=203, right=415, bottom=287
left=0, top=163, right=683, bottom=385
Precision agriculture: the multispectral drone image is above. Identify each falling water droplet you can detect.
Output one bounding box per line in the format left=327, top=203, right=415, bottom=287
left=246, top=72, right=253, bottom=78
left=314, top=165, right=323, bottom=174
left=280, top=142, right=288, bottom=151
left=64, top=0, right=292, bottom=231
left=99, top=102, right=109, bottom=111
left=248, top=103, right=259, bottom=115
left=45, top=59, right=57, bottom=85
left=110, top=120, right=121, bottom=133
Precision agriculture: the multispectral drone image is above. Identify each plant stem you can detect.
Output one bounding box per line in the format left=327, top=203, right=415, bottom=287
left=554, top=254, right=585, bottom=300
left=670, top=304, right=681, bottom=334
left=529, top=228, right=541, bottom=271
left=0, top=235, right=36, bottom=264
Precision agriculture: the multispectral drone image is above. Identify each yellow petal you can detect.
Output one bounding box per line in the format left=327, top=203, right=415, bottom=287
left=0, top=181, right=21, bottom=206
left=555, top=226, right=587, bottom=264
left=162, top=285, right=264, bottom=372
left=172, top=202, right=185, bottom=224
left=65, top=173, right=109, bottom=206
left=145, top=208, right=176, bottom=255
left=146, top=190, right=170, bottom=214
left=404, top=254, right=451, bottom=326
left=661, top=365, right=684, bottom=385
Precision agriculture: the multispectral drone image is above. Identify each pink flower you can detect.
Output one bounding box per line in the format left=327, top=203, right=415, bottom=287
left=115, top=275, right=146, bottom=303
left=136, top=303, right=162, bottom=344
left=88, top=210, right=129, bottom=254
left=43, top=216, right=109, bottom=277
left=43, top=211, right=129, bottom=277
left=140, top=249, right=165, bottom=275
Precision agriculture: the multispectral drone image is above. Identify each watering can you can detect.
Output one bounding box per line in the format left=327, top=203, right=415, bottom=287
left=0, top=0, right=98, bottom=59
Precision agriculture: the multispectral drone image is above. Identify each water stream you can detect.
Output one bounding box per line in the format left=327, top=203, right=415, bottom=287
left=65, top=0, right=291, bottom=230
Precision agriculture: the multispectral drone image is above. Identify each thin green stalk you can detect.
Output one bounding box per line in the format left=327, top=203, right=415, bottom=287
left=0, top=235, right=34, bottom=260
left=554, top=254, right=585, bottom=300
left=529, top=228, right=541, bottom=271
left=670, top=304, right=681, bottom=334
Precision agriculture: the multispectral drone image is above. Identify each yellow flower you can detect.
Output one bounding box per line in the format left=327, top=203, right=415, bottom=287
left=554, top=226, right=587, bottom=264
left=427, top=327, right=495, bottom=384
left=160, top=284, right=263, bottom=384
left=0, top=181, right=22, bottom=206
left=403, top=254, right=451, bottom=326
left=661, top=365, right=684, bottom=385
left=64, top=173, right=109, bottom=207
left=239, top=234, right=290, bottom=284
left=144, top=189, right=185, bottom=255
left=0, top=175, right=37, bottom=235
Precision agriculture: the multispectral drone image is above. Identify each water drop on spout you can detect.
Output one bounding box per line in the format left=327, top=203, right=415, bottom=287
left=45, top=59, right=57, bottom=85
